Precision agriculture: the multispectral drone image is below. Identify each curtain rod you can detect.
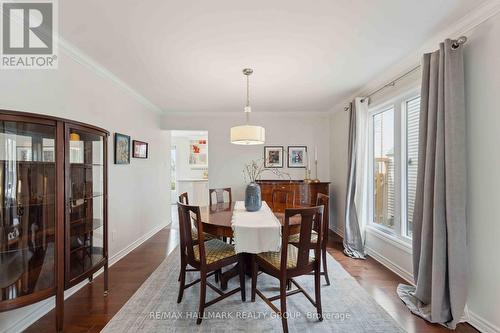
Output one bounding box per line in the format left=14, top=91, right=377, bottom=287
left=344, top=36, right=467, bottom=111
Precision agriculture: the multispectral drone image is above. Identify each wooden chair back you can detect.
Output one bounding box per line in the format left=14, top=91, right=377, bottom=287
left=282, top=206, right=323, bottom=272
left=177, top=202, right=207, bottom=266
left=209, top=188, right=232, bottom=206
left=271, top=189, right=295, bottom=212
left=179, top=192, right=189, bottom=205
left=315, top=193, right=329, bottom=239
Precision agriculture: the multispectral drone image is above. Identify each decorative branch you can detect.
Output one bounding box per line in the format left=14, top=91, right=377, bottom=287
left=242, top=159, right=292, bottom=183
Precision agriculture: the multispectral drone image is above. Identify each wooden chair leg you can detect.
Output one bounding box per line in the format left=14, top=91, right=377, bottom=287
left=251, top=256, right=257, bottom=302
left=280, top=278, right=289, bottom=333
left=314, top=265, right=323, bottom=321
left=197, top=271, right=207, bottom=325
left=238, top=257, right=246, bottom=302
left=321, top=247, right=330, bottom=286
left=215, top=269, right=220, bottom=283
left=177, top=263, right=186, bottom=303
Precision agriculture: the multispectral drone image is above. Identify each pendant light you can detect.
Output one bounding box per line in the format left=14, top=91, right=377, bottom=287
left=230, top=68, right=265, bottom=145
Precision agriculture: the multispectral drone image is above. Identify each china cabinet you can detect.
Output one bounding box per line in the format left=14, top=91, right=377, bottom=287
left=0, top=110, right=108, bottom=332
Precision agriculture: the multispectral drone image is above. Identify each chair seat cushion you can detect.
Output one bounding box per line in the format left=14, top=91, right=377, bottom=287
left=191, top=228, right=216, bottom=241
left=257, top=244, right=314, bottom=269
left=288, top=230, right=318, bottom=244
left=193, top=239, right=236, bottom=264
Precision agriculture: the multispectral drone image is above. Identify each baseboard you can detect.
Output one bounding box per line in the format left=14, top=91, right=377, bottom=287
left=468, top=310, right=500, bottom=333
left=329, top=225, right=344, bottom=238
left=365, top=246, right=414, bottom=284
left=2, top=222, right=169, bottom=333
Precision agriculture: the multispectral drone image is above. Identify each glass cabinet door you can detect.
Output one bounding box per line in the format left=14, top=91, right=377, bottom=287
left=0, top=120, right=56, bottom=304
left=65, top=127, right=105, bottom=285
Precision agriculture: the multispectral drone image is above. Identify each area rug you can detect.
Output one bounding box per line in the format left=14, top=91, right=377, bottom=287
left=101, top=247, right=405, bottom=333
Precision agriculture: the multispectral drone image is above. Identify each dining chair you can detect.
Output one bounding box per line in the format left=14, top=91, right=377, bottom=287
left=179, top=191, right=189, bottom=204
left=209, top=188, right=233, bottom=243
left=178, top=193, right=215, bottom=242
left=251, top=206, right=324, bottom=333
left=209, top=187, right=232, bottom=206
left=177, top=202, right=246, bottom=324
left=288, top=193, right=331, bottom=285
left=177, top=193, right=217, bottom=282
left=271, top=188, right=295, bottom=213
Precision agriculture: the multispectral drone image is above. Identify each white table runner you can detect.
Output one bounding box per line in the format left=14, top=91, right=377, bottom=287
left=231, top=201, right=281, bottom=254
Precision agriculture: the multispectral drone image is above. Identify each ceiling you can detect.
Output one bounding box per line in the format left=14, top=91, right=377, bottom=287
left=60, top=0, right=484, bottom=113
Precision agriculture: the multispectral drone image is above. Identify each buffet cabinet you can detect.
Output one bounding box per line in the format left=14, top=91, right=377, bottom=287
left=257, top=180, right=330, bottom=209
left=0, top=110, right=108, bottom=332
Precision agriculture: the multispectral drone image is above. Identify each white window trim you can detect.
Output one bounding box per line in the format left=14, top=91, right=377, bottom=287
left=367, top=87, right=420, bottom=245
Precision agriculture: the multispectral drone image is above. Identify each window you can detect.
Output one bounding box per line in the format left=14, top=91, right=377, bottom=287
left=369, top=91, right=420, bottom=241
left=372, top=107, right=395, bottom=230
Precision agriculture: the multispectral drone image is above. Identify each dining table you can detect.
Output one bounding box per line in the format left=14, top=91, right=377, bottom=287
left=200, top=201, right=302, bottom=290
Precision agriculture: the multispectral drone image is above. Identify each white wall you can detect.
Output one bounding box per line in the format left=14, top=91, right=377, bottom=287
left=328, top=10, right=500, bottom=332
left=463, top=13, right=500, bottom=332
left=328, top=110, right=349, bottom=233
left=0, top=47, right=170, bottom=332
left=162, top=112, right=330, bottom=201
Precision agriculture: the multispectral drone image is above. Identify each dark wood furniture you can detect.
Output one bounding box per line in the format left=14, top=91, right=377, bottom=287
left=251, top=206, right=324, bottom=333
left=0, top=110, right=109, bottom=332
left=257, top=180, right=330, bottom=208
left=271, top=188, right=295, bottom=213
left=178, top=192, right=189, bottom=205
left=177, top=192, right=218, bottom=282
left=201, top=202, right=302, bottom=290
left=209, top=187, right=232, bottom=206
left=201, top=202, right=302, bottom=239
left=289, top=193, right=330, bottom=285
left=177, top=202, right=245, bottom=325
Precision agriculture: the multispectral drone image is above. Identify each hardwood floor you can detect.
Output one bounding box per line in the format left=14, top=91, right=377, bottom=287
left=25, top=215, right=478, bottom=332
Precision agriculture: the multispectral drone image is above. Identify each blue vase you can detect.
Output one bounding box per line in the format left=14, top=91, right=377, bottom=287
left=245, top=182, right=262, bottom=212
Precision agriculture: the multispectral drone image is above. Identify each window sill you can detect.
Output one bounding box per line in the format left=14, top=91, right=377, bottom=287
left=365, top=225, right=413, bottom=254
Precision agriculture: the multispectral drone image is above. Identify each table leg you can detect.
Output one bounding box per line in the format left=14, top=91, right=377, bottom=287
left=220, top=253, right=253, bottom=290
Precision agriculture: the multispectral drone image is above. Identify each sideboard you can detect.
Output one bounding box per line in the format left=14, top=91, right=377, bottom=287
left=256, top=179, right=330, bottom=210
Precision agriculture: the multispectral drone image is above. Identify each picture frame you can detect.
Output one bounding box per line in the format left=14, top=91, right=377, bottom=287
left=264, top=146, right=284, bottom=168
left=132, top=140, right=148, bottom=159
left=287, top=146, right=307, bottom=168
left=114, top=133, right=130, bottom=164
left=189, top=139, right=208, bottom=167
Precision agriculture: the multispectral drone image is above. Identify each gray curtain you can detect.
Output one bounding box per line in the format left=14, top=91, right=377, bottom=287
left=343, top=100, right=366, bottom=259
left=397, top=39, right=467, bottom=329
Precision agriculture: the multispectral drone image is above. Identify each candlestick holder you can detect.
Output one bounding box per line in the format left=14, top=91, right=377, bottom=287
left=313, top=160, right=320, bottom=182
left=304, top=168, right=312, bottom=183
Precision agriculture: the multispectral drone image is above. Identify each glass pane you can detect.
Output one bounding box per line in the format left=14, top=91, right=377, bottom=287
left=406, top=97, right=421, bottom=238
left=373, top=108, right=395, bottom=229
left=0, top=121, right=56, bottom=301
left=68, top=130, right=104, bottom=280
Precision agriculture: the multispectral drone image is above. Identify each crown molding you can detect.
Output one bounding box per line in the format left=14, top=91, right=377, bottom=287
left=162, top=110, right=331, bottom=117
left=329, top=0, right=500, bottom=114
left=58, top=37, right=163, bottom=114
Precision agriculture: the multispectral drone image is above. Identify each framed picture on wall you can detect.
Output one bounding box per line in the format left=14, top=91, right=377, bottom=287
left=114, top=133, right=130, bottom=164
left=287, top=146, right=307, bottom=168
left=264, top=146, right=284, bottom=168
left=132, top=140, right=148, bottom=158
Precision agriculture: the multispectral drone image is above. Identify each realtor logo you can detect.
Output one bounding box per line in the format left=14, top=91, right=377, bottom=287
left=1, top=0, right=58, bottom=69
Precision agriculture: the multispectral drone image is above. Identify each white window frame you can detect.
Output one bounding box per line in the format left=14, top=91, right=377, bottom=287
left=367, top=87, right=420, bottom=244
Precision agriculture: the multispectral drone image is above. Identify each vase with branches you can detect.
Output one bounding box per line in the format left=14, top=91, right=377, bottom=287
left=242, top=159, right=291, bottom=211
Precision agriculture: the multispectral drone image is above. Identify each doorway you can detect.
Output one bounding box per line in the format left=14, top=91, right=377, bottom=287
left=170, top=130, right=209, bottom=216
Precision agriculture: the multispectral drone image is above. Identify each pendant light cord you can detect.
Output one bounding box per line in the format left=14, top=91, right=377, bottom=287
left=246, top=73, right=250, bottom=124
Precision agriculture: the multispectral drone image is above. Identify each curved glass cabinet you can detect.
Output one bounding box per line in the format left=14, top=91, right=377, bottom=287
left=0, top=111, right=108, bottom=332
left=0, top=118, right=57, bottom=309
